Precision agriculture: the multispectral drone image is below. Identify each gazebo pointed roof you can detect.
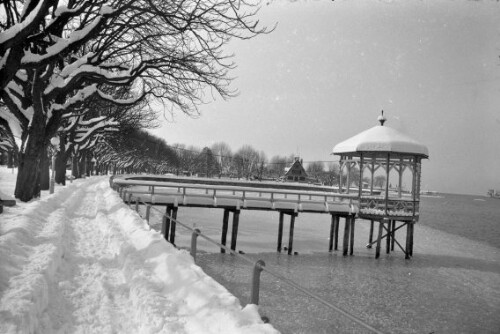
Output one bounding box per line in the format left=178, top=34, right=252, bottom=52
left=332, top=124, right=429, bottom=158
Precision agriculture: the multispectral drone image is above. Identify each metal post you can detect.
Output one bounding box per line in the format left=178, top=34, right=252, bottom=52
left=145, top=205, right=151, bottom=223
left=135, top=197, right=140, bottom=212
left=127, top=193, right=132, bottom=205
left=190, top=229, right=201, bottom=261
left=163, top=206, right=172, bottom=241
left=250, top=260, right=265, bottom=305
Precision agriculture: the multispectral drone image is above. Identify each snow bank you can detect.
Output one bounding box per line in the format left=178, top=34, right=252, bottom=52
left=0, top=168, right=277, bottom=333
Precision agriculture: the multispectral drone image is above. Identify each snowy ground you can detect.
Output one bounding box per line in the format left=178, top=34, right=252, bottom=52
left=0, top=166, right=278, bottom=334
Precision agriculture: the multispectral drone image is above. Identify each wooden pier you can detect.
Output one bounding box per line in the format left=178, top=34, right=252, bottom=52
left=112, top=175, right=416, bottom=259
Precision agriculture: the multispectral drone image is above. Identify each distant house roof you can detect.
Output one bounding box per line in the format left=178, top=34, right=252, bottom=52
left=332, top=125, right=429, bottom=158
left=284, top=158, right=308, bottom=179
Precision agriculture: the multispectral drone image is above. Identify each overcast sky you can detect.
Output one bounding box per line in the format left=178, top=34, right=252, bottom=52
left=152, top=0, right=500, bottom=196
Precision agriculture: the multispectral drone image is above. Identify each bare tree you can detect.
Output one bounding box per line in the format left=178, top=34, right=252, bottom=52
left=211, top=141, right=233, bottom=178
left=233, top=145, right=260, bottom=179
left=307, top=161, right=324, bottom=179
left=268, top=155, right=288, bottom=178
left=1, top=0, right=268, bottom=201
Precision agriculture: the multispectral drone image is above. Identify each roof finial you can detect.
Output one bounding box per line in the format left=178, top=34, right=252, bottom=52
left=377, top=110, right=386, bottom=126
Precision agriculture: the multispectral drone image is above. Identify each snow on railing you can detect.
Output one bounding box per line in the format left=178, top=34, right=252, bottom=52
left=111, top=177, right=357, bottom=214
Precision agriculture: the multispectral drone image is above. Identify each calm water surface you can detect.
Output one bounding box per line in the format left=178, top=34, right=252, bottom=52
left=151, top=194, right=500, bottom=333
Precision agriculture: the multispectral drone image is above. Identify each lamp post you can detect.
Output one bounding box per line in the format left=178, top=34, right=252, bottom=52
left=49, top=136, right=60, bottom=194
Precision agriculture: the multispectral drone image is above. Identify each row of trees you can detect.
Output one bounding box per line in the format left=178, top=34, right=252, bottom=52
left=172, top=143, right=268, bottom=179
left=0, top=0, right=268, bottom=201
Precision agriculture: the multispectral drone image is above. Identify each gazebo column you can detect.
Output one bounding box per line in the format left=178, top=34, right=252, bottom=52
left=339, top=158, right=344, bottom=193
left=346, top=157, right=351, bottom=194
left=384, top=153, right=390, bottom=215
left=398, top=158, right=404, bottom=198
left=370, top=158, right=375, bottom=194
left=411, top=157, right=418, bottom=215
left=358, top=154, right=364, bottom=198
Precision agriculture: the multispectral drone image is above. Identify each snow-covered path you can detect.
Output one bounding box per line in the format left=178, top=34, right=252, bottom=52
left=0, top=174, right=277, bottom=334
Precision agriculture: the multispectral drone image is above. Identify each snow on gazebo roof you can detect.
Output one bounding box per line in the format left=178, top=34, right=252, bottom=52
left=332, top=114, right=429, bottom=158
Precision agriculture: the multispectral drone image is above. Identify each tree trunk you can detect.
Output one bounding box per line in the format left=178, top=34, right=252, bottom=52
left=40, top=146, right=50, bottom=190
left=78, top=154, right=86, bottom=178
left=15, top=150, right=43, bottom=201
left=72, top=154, right=80, bottom=179
left=55, top=152, right=66, bottom=185
left=14, top=121, right=46, bottom=201
left=55, top=134, right=67, bottom=185
left=86, top=154, right=91, bottom=177
left=14, top=70, right=49, bottom=202
left=7, top=150, right=14, bottom=168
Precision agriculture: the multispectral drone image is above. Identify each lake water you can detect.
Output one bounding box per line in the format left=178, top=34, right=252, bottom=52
left=149, top=194, right=500, bottom=333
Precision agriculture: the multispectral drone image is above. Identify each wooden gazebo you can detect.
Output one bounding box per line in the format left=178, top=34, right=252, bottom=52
left=332, top=112, right=429, bottom=258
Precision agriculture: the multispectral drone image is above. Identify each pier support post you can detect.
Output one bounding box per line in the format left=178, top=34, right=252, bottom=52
left=367, top=220, right=374, bottom=248
left=386, top=219, right=391, bottom=254
left=334, top=215, right=340, bottom=250
left=343, top=216, right=350, bottom=256
left=391, top=220, right=396, bottom=251
left=277, top=212, right=284, bottom=252
left=230, top=210, right=240, bottom=251
left=405, top=221, right=411, bottom=259
left=288, top=213, right=296, bottom=255
left=169, top=207, right=178, bottom=245
left=349, top=216, right=356, bottom=255
left=221, top=209, right=230, bottom=253
left=375, top=219, right=385, bottom=259
left=409, top=221, right=414, bottom=256
left=329, top=215, right=336, bottom=252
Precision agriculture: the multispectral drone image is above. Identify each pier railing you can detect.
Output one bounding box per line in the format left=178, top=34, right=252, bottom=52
left=112, top=177, right=358, bottom=214
left=359, top=196, right=419, bottom=217
left=115, top=184, right=384, bottom=334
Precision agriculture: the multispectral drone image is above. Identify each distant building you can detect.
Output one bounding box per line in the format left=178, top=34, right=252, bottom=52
left=284, top=157, right=308, bottom=182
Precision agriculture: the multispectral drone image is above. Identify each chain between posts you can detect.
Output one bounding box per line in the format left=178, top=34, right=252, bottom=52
left=116, top=185, right=385, bottom=334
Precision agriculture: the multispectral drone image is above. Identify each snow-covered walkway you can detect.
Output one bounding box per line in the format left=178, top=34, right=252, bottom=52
left=0, top=172, right=277, bottom=334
